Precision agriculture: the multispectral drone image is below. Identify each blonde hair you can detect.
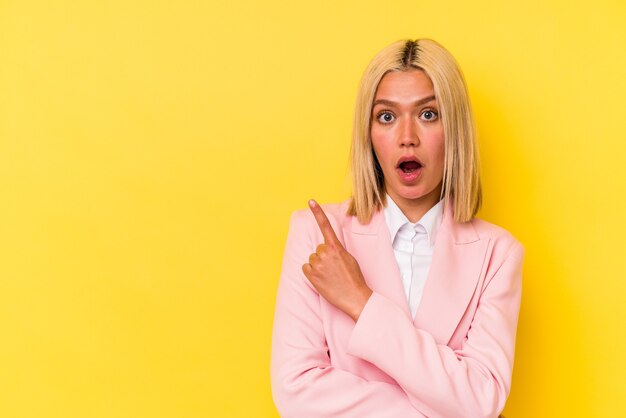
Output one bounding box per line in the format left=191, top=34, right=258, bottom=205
left=347, top=39, right=482, bottom=224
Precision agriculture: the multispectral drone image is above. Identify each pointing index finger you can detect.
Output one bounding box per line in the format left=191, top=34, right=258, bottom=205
left=308, top=199, right=340, bottom=245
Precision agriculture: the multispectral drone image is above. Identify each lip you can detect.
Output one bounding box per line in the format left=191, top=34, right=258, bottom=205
left=395, top=155, right=423, bottom=168
left=396, top=166, right=422, bottom=183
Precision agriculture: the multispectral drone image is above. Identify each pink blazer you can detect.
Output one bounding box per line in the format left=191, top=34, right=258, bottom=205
left=270, top=199, right=524, bottom=418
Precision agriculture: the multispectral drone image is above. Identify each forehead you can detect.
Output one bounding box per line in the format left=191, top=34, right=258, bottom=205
left=374, top=69, right=435, bottom=101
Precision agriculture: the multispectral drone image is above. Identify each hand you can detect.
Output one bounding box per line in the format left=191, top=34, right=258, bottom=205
left=302, top=199, right=373, bottom=322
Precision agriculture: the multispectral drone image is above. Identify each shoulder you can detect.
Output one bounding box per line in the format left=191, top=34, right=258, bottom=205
left=469, top=216, right=525, bottom=261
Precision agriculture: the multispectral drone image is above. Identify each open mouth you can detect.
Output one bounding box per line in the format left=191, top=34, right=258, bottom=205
left=398, top=160, right=422, bottom=173
left=396, top=157, right=423, bottom=183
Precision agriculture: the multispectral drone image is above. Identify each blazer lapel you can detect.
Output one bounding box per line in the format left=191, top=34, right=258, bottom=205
left=413, top=203, right=490, bottom=344
left=343, top=209, right=412, bottom=318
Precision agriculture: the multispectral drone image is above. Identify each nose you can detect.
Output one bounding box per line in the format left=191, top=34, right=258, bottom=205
left=399, top=116, right=419, bottom=147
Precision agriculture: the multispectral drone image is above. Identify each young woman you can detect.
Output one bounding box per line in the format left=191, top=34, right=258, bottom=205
left=270, top=38, right=524, bottom=418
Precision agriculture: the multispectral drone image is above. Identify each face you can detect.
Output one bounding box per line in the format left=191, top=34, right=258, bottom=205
left=370, top=69, right=445, bottom=219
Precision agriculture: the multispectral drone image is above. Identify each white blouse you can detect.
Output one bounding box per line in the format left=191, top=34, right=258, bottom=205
left=383, top=195, right=444, bottom=319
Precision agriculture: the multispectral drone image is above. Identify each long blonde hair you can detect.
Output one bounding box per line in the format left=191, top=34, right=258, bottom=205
left=347, top=39, right=482, bottom=224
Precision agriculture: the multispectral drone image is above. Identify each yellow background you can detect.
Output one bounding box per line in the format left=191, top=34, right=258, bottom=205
left=1, top=1, right=624, bottom=417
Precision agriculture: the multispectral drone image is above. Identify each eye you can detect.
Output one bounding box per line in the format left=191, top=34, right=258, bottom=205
left=376, top=111, right=395, bottom=124
left=420, top=109, right=438, bottom=121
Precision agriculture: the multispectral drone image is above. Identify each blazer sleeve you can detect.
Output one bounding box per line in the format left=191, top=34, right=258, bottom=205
left=270, top=210, right=426, bottom=418
left=346, top=239, right=525, bottom=418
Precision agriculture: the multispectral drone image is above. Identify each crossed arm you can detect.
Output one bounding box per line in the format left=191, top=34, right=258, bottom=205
left=270, top=205, right=524, bottom=418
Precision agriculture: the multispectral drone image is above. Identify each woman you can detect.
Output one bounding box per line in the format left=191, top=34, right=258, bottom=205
left=270, top=39, right=524, bottom=418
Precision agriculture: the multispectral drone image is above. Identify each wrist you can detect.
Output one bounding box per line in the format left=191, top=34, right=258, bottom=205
left=349, top=287, right=373, bottom=322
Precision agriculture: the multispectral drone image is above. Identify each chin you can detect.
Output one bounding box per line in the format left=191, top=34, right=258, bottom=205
left=391, top=184, right=438, bottom=201
left=395, top=189, right=429, bottom=201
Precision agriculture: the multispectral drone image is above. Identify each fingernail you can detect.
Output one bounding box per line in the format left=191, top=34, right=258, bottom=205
left=308, top=199, right=316, bottom=208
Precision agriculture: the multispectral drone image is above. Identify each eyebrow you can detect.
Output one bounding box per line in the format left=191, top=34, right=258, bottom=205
left=372, top=95, right=436, bottom=108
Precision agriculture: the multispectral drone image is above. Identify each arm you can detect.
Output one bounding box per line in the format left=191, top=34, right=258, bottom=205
left=346, top=240, right=525, bottom=418
left=270, top=210, right=426, bottom=418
